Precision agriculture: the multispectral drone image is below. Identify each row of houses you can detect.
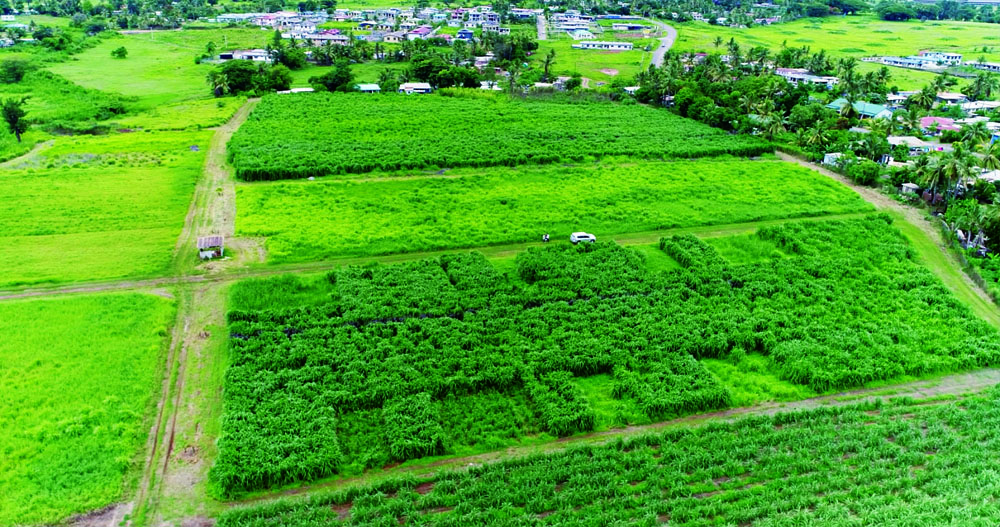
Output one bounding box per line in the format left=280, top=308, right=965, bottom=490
left=864, top=50, right=963, bottom=72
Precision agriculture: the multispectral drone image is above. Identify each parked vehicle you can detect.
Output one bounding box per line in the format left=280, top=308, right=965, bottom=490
left=570, top=232, right=596, bottom=244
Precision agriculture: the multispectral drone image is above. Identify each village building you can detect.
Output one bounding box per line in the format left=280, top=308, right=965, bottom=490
left=197, top=236, right=224, bottom=260
left=398, top=82, right=433, bottom=94
left=824, top=99, right=892, bottom=120
left=356, top=83, right=381, bottom=93
left=571, top=41, right=633, bottom=51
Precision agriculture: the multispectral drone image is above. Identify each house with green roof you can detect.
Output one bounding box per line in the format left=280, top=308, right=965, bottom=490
left=825, top=99, right=893, bottom=120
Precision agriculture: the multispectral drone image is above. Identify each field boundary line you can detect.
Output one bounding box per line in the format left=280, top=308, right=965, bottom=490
left=0, top=211, right=871, bottom=301
left=225, top=367, right=1000, bottom=508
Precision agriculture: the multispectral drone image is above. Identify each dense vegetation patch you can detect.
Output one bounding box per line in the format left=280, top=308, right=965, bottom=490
left=212, top=216, right=1000, bottom=497
left=236, top=159, right=871, bottom=263
left=220, top=388, right=1000, bottom=527
left=0, top=293, right=175, bottom=525
left=227, top=93, right=773, bottom=180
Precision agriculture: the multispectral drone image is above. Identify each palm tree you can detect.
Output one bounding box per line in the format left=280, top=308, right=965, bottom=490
left=981, top=141, right=1000, bottom=171
left=896, top=107, right=923, bottom=134
left=207, top=71, right=229, bottom=97
left=921, top=157, right=947, bottom=203
left=909, top=85, right=936, bottom=110
left=961, top=121, right=991, bottom=149
left=713, top=36, right=723, bottom=49
left=542, top=48, right=556, bottom=82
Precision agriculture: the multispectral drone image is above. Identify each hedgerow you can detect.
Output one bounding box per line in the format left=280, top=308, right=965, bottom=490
left=227, top=93, right=773, bottom=180
left=211, top=215, right=1000, bottom=497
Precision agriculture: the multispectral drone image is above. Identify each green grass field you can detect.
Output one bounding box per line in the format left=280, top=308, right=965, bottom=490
left=0, top=292, right=175, bottom=525
left=0, top=130, right=209, bottom=287
left=236, top=158, right=871, bottom=263
left=46, top=29, right=269, bottom=108
left=534, top=38, right=656, bottom=83
left=673, top=16, right=1000, bottom=62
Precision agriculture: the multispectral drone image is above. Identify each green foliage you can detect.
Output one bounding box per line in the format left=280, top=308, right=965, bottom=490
left=0, top=293, right=174, bottom=525
left=218, top=389, right=1000, bottom=527
left=381, top=394, right=446, bottom=461
left=227, top=93, right=773, bottom=180
left=308, top=62, right=353, bottom=93
left=213, top=216, right=1000, bottom=497
left=0, top=70, right=133, bottom=127
left=110, top=45, right=127, bottom=59
left=236, top=159, right=871, bottom=263
left=0, top=131, right=210, bottom=287
left=1, top=95, right=28, bottom=141
left=0, top=59, right=33, bottom=83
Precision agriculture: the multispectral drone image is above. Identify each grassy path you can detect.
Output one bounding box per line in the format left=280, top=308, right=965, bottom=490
left=777, top=152, right=1000, bottom=328
left=0, top=211, right=871, bottom=302
left=172, top=98, right=261, bottom=274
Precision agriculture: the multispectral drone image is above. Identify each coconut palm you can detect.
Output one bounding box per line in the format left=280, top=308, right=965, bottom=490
left=961, top=121, right=992, bottom=149
left=981, top=141, right=1000, bottom=171
left=909, top=85, right=936, bottom=110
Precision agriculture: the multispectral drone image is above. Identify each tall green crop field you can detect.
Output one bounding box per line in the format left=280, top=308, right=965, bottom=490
left=212, top=215, right=1000, bottom=497
left=227, top=93, right=772, bottom=180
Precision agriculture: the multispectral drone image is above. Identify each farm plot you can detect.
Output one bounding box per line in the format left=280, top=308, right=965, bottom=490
left=220, top=388, right=1000, bottom=527
left=673, top=15, right=1000, bottom=63
left=236, top=159, right=871, bottom=263
left=212, top=215, right=1000, bottom=497
left=0, top=293, right=175, bottom=525
left=226, top=93, right=772, bottom=180
left=0, top=130, right=210, bottom=287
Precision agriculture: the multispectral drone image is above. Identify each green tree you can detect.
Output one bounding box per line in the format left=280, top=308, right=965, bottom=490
left=0, top=60, right=31, bottom=83
left=2, top=96, right=28, bottom=143
left=111, top=46, right=127, bottom=59
left=309, top=62, right=354, bottom=92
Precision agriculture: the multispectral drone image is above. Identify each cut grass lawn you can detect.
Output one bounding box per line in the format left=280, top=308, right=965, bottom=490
left=533, top=38, right=656, bottom=83
left=236, top=158, right=872, bottom=263
left=46, top=29, right=269, bottom=109
left=0, top=130, right=210, bottom=287
left=0, top=292, right=175, bottom=525
left=673, top=16, right=1000, bottom=63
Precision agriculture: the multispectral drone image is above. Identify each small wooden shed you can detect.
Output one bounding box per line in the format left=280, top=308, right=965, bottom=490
left=198, top=235, right=224, bottom=260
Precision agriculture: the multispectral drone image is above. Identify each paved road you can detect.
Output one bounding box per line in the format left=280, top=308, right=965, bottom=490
left=646, top=19, right=677, bottom=67
left=536, top=14, right=547, bottom=40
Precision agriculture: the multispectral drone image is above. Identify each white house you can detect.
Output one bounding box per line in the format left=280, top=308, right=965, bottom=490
left=356, top=83, right=381, bottom=93
left=571, top=41, right=633, bottom=51
left=398, top=82, right=433, bottom=94
left=919, top=51, right=962, bottom=65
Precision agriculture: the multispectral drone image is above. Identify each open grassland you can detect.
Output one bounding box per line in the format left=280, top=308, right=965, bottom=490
left=220, top=387, right=1000, bottom=527
left=236, top=158, right=870, bottom=263
left=533, top=39, right=655, bottom=82
left=111, top=96, right=247, bottom=130
left=0, top=293, right=175, bottom=525
left=46, top=29, right=268, bottom=108
left=229, top=94, right=771, bottom=180
left=674, top=16, right=1000, bottom=62
left=0, top=130, right=210, bottom=287
left=211, top=216, right=999, bottom=497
